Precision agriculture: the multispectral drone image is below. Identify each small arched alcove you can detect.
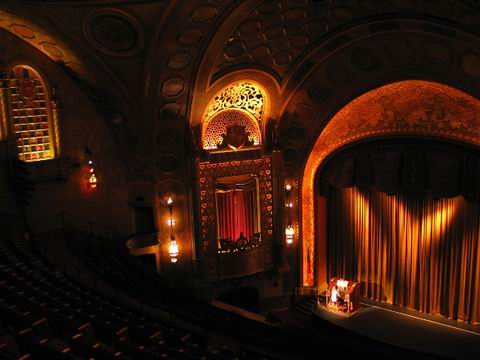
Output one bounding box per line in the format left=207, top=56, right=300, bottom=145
left=201, top=81, right=266, bottom=150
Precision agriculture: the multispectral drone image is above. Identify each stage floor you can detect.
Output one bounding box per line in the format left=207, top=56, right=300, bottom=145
left=313, top=301, right=480, bottom=360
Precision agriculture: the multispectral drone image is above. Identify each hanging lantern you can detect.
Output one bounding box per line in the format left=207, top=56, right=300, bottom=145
left=285, top=225, right=294, bottom=245
left=168, top=237, right=179, bottom=263
left=285, top=183, right=294, bottom=245
left=88, top=173, right=97, bottom=188
left=87, top=160, right=98, bottom=189
left=166, top=197, right=179, bottom=263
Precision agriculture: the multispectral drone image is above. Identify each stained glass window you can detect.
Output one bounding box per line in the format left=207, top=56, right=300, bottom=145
left=9, top=65, right=56, bottom=162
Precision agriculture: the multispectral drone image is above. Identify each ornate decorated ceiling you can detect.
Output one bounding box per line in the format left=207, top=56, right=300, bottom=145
left=2, top=0, right=480, bottom=184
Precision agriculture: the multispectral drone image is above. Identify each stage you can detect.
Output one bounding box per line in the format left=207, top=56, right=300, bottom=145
left=312, top=300, right=480, bottom=360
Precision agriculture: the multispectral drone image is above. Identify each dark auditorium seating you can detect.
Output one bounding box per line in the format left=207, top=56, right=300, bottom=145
left=0, top=212, right=443, bottom=360
left=0, top=217, right=248, bottom=360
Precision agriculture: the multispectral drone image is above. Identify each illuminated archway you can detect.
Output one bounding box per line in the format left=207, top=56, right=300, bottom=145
left=301, top=80, right=480, bottom=287
left=201, top=81, right=267, bottom=150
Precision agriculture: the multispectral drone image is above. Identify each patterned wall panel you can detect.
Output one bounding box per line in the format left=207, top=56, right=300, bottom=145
left=196, top=155, right=274, bottom=279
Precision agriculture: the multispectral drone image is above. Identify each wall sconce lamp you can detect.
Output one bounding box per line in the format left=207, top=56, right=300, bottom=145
left=87, top=156, right=97, bottom=190
left=167, top=197, right=179, bottom=263
left=285, top=183, right=294, bottom=245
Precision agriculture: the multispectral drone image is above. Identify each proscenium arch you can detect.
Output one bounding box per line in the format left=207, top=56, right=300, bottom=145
left=301, top=80, right=480, bottom=287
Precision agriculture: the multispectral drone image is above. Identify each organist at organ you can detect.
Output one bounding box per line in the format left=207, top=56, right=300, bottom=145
left=325, top=278, right=360, bottom=315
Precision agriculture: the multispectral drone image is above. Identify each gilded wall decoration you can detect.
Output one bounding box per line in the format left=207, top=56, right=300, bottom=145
left=302, top=80, right=480, bottom=286
left=203, top=110, right=261, bottom=150
left=202, top=82, right=265, bottom=150
left=196, top=156, right=274, bottom=278
left=204, top=82, right=265, bottom=125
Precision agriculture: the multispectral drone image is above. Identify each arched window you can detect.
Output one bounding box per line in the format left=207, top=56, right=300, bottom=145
left=8, top=65, right=59, bottom=162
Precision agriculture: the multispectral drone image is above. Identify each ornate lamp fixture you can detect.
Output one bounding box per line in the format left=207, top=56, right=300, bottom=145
left=166, top=197, right=179, bottom=263
left=285, top=183, right=294, bottom=245
left=85, top=147, right=97, bottom=190
left=88, top=160, right=97, bottom=189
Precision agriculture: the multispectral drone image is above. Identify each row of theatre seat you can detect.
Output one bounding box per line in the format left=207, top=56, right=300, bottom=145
left=0, top=216, right=441, bottom=360
left=0, top=224, right=271, bottom=360
left=61, top=230, right=442, bottom=360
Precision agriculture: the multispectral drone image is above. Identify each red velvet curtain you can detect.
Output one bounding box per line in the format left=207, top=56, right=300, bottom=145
left=216, top=187, right=258, bottom=242
left=328, top=187, right=480, bottom=323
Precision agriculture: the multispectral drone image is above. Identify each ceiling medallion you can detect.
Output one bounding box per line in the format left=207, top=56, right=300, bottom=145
left=84, top=9, right=144, bottom=57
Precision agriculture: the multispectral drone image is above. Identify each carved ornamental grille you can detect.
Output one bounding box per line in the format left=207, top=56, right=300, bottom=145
left=202, top=82, right=265, bottom=150
left=203, top=110, right=260, bottom=150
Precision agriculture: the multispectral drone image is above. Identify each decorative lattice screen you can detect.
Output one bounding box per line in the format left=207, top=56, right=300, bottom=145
left=203, top=110, right=261, bottom=149
left=203, top=82, right=265, bottom=150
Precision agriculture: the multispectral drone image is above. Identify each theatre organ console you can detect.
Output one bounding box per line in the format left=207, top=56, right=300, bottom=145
left=324, top=278, right=360, bottom=316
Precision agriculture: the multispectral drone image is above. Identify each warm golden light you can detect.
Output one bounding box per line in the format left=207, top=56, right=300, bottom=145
left=87, top=159, right=98, bottom=190
left=9, top=65, right=57, bottom=162
left=302, top=80, right=480, bottom=286
left=204, top=82, right=265, bottom=124
left=88, top=173, right=97, bottom=189
left=201, top=81, right=266, bottom=150
left=168, top=239, right=179, bottom=263
left=285, top=184, right=292, bottom=191
left=285, top=225, right=294, bottom=245
left=327, top=187, right=477, bottom=321
left=166, top=196, right=179, bottom=263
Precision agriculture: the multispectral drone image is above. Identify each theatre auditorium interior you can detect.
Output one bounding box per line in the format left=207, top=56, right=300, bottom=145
left=3, top=0, right=480, bottom=359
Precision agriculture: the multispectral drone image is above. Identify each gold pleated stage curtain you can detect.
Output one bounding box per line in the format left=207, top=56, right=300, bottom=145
left=328, top=187, right=480, bottom=323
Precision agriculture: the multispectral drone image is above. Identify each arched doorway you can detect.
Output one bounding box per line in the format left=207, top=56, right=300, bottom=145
left=301, top=80, right=480, bottom=322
